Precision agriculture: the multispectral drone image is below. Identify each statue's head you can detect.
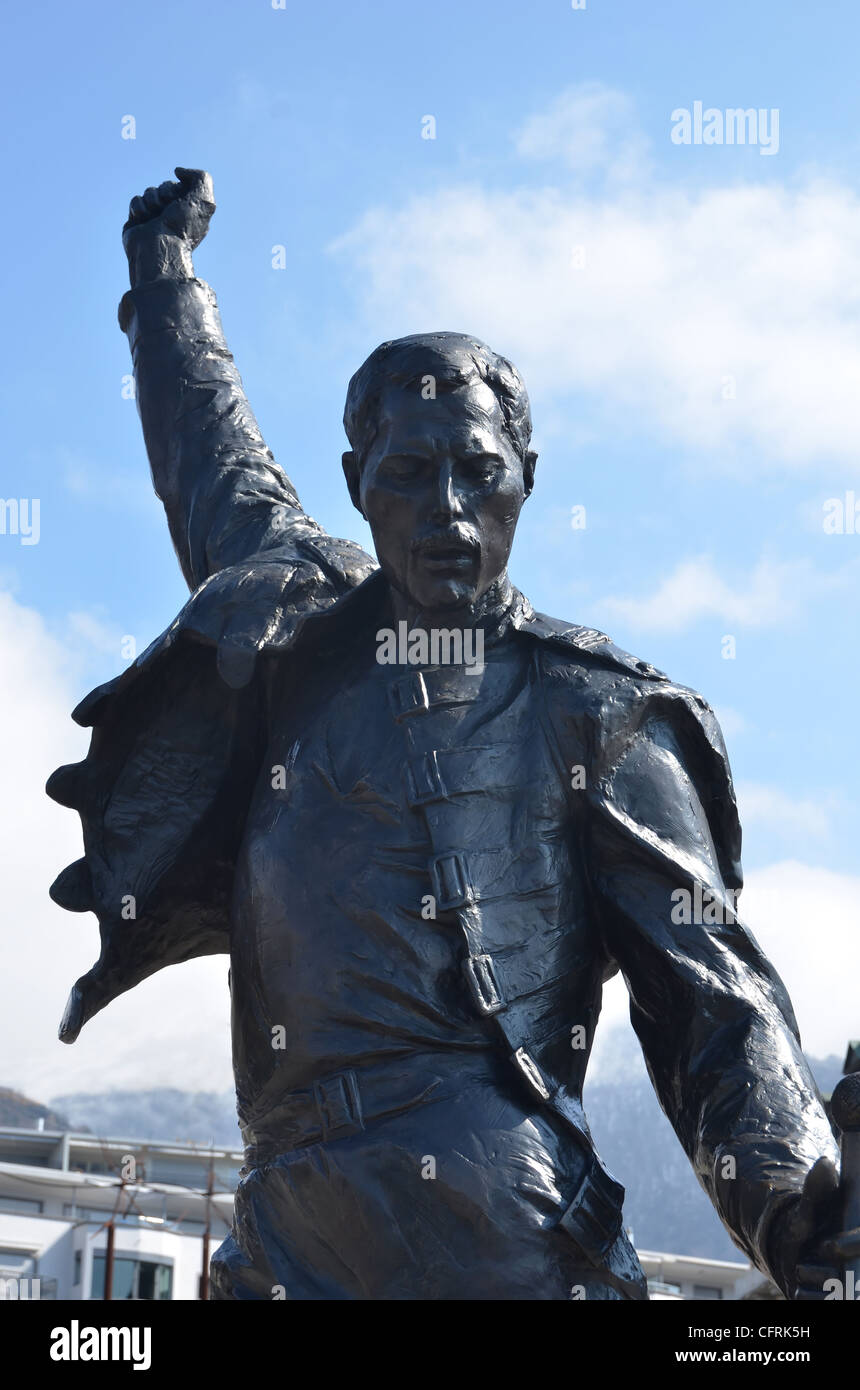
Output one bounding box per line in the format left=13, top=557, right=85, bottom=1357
left=342, top=333, right=537, bottom=614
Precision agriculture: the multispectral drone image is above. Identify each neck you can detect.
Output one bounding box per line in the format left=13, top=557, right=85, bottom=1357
left=388, top=573, right=514, bottom=635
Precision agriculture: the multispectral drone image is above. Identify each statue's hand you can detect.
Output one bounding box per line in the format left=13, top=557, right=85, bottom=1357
left=772, top=1156, right=860, bottom=1299
left=122, top=167, right=216, bottom=285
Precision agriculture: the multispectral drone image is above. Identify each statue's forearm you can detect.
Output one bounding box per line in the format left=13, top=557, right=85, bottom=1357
left=127, top=231, right=195, bottom=288
left=120, top=239, right=306, bottom=590
left=674, top=997, right=836, bottom=1282
left=605, top=861, right=837, bottom=1290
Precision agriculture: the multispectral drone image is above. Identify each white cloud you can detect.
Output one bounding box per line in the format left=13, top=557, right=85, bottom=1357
left=65, top=610, right=125, bottom=658
left=740, top=861, right=859, bottom=1057
left=0, top=590, right=232, bottom=1102
left=330, top=86, right=860, bottom=468
left=514, top=83, right=649, bottom=182
left=736, top=781, right=835, bottom=841
left=595, top=554, right=852, bottom=633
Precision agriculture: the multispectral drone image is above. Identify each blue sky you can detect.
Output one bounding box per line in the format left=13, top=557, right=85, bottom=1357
left=2, top=0, right=858, bottom=1094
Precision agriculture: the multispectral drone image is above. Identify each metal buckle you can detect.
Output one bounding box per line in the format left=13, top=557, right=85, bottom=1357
left=512, top=1047, right=551, bottom=1101
left=430, top=851, right=474, bottom=910
left=313, top=1070, right=364, bottom=1142
left=558, top=1159, right=625, bottom=1262
left=463, top=953, right=505, bottom=1015
left=404, top=750, right=446, bottom=805
left=387, top=672, right=429, bottom=720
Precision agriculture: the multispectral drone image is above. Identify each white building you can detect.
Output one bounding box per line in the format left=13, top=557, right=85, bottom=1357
left=0, top=1125, right=240, bottom=1301
left=638, top=1249, right=773, bottom=1300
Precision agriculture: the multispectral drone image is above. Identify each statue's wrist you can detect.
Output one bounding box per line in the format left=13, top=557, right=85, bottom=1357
left=126, top=232, right=195, bottom=287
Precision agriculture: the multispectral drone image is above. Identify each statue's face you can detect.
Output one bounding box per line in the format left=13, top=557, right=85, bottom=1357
left=346, top=379, right=534, bottom=613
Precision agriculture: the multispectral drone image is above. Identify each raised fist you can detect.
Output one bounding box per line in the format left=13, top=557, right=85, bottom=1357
left=123, top=168, right=215, bottom=285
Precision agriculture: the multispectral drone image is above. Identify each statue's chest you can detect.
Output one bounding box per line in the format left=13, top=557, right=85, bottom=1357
left=253, top=640, right=568, bottom=884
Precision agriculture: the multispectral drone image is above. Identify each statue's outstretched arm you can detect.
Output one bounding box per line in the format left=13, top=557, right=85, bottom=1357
left=121, top=168, right=329, bottom=591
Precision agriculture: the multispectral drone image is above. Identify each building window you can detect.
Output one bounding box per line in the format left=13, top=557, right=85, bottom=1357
left=647, top=1279, right=682, bottom=1298
left=64, top=1204, right=141, bottom=1226
left=90, top=1255, right=172, bottom=1301
left=0, top=1197, right=43, bottom=1215
left=73, top=1251, right=82, bottom=1286
left=693, top=1284, right=722, bottom=1300
left=0, top=1249, right=37, bottom=1276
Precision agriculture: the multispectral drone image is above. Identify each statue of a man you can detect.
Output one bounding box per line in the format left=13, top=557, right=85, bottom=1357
left=48, top=169, right=854, bottom=1300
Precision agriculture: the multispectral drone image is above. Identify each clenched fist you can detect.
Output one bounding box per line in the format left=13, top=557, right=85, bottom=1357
left=123, top=167, right=216, bottom=287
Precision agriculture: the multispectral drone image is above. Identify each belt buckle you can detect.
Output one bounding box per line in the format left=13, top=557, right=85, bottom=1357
left=388, top=672, right=429, bottom=720
left=430, top=850, right=474, bottom=910
left=558, top=1158, right=625, bottom=1263
left=404, top=750, right=446, bottom=806
left=313, top=1070, right=364, bottom=1142
left=463, top=952, right=505, bottom=1015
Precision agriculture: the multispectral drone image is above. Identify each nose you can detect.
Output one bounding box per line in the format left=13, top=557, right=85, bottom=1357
left=430, top=460, right=462, bottom=522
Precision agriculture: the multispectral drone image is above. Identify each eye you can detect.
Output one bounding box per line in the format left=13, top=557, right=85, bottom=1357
left=462, top=456, right=500, bottom=485
left=380, top=455, right=425, bottom=483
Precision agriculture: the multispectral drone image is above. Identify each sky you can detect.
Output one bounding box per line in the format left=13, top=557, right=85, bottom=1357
left=1, top=0, right=858, bottom=1101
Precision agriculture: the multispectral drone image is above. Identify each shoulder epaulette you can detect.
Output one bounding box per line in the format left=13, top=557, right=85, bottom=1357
left=513, top=605, right=669, bottom=682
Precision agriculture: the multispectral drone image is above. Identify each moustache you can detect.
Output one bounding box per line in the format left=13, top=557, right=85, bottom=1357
left=411, top=529, right=480, bottom=556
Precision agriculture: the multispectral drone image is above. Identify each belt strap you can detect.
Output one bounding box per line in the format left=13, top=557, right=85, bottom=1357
left=391, top=650, right=627, bottom=1265
left=388, top=667, right=484, bottom=721
left=242, top=1055, right=491, bottom=1163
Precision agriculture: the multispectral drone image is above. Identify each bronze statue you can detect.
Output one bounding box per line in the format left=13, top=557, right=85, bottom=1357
left=47, top=169, right=858, bottom=1300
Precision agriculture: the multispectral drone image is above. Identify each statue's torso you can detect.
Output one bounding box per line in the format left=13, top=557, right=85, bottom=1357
left=230, top=624, right=603, bottom=1117
left=220, top=623, right=642, bottom=1299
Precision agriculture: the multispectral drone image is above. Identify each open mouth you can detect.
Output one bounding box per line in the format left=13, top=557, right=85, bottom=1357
left=415, top=533, right=479, bottom=567
left=418, top=545, right=477, bottom=571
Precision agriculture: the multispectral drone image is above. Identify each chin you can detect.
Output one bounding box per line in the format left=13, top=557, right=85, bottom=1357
left=422, top=581, right=477, bottom=612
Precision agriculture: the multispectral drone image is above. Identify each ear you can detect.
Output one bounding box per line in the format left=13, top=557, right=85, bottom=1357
left=342, top=451, right=365, bottom=517
left=522, top=449, right=537, bottom=499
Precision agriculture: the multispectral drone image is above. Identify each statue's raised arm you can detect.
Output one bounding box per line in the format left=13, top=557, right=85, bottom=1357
left=120, top=168, right=372, bottom=591
left=47, top=172, right=378, bottom=1042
